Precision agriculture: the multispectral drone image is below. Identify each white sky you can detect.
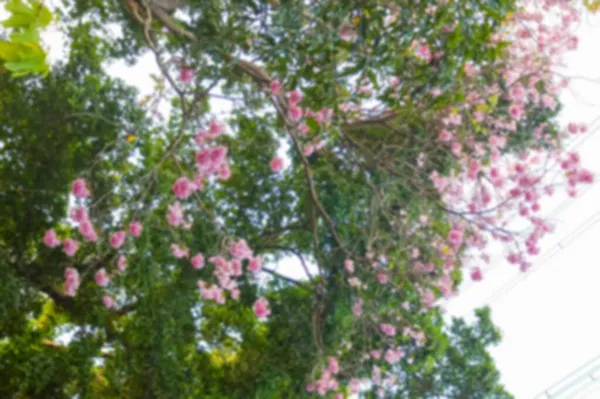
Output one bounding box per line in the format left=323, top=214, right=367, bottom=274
left=5, top=4, right=600, bottom=398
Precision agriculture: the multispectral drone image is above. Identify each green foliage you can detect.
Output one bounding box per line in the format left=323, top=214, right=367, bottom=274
left=0, top=0, right=558, bottom=397
left=0, top=0, right=53, bottom=76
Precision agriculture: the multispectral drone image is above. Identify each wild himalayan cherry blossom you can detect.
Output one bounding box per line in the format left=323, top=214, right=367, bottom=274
left=129, top=221, right=143, bottom=237
left=198, top=282, right=226, bottom=304
left=248, top=256, right=263, bottom=273
left=117, top=255, right=127, bottom=271
left=172, top=176, right=195, bottom=199
left=471, top=267, right=483, bottom=281
left=338, top=22, right=355, bottom=41
left=95, top=268, right=110, bottom=287
left=63, top=238, right=79, bottom=257
left=69, top=206, right=88, bottom=223
left=43, top=229, right=61, bottom=247
left=270, top=80, right=281, bottom=95
left=103, top=295, right=114, bottom=308
left=352, top=298, right=363, bottom=316
left=344, top=259, right=354, bottom=273
left=167, top=201, right=185, bottom=227
left=288, top=88, right=302, bottom=104
left=230, top=239, right=253, bottom=260
left=71, top=178, right=90, bottom=198
left=191, top=253, right=205, bottom=269
left=171, top=244, right=189, bottom=259
left=79, top=220, right=97, bottom=242
left=253, top=297, right=271, bottom=318
left=379, top=323, right=396, bottom=336
left=270, top=156, right=284, bottom=172
left=64, top=267, right=80, bottom=297
left=328, top=357, right=340, bottom=374
left=196, top=146, right=228, bottom=174
left=109, top=231, right=126, bottom=249
left=179, top=67, right=193, bottom=83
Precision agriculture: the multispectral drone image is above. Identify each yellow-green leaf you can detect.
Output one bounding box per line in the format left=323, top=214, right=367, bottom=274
left=10, top=27, right=40, bottom=43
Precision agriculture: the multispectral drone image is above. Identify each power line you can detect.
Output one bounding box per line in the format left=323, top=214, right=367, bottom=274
left=533, top=354, right=600, bottom=399
left=484, top=209, right=600, bottom=305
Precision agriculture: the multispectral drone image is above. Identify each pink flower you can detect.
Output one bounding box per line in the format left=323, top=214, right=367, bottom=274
left=109, top=231, right=126, bottom=249
left=542, top=94, right=556, bottom=109
left=196, top=149, right=212, bottom=170
left=71, top=178, right=90, bottom=198
left=270, top=80, right=281, bottom=95
left=471, top=267, right=483, bottom=281
left=209, top=119, right=225, bottom=137
left=438, top=129, right=452, bottom=142
left=289, top=105, right=302, bottom=121
left=95, top=268, right=110, bottom=287
left=231, top=258, right=243, bottom=275
left=415, top=44, right=432, bottom=62
left=167, top=201, right=185, bottom=227
left=328, top=357, right=339, bottom=374
left=421, top=289, right=435, bottom=308
left=377, top=273, right=389, bottom=284
left=172, top=177, right=194, bottom=199
left=63, top=238, right=79, bottom=257
left=270, top=156, right=284, bottom=173
left=448, top=229, right=463, bottom=247
left=69, top=207, right=88, bottom=223
left=180, top=67, right=194, bottom=83
left=339, top=24, right=355, bottom=41
left=231, top=288, right=240, bottom=300
left=129, top=221, right=143, bottom=237
left=349, top=379, right=360, bottom=393
left=253, top=297, right=271, bottom=318
left=230, top=239, right=253, bottom=260
left=248, top=256, right=263, bottom=273
left=64, top=267, right=80, bottom=297
left=298, top=123, right=309, bottom=135
left=348, top=277, right=361, bottom=287
left=380, top=323, right=396, bottom=336
left=43, top=229, right=61, bottom=248
left=385, top=348, right=404, bottom=364
left=288, top=89, right=303, bottom=105
left=508, top=104, right=522, bottom=119
left=430, top=87, right=442, bottom=97
left=191, top=253, right=205, bottom=269
left=195, top=129, right=208, bottom=145
left=303, top=144, right=315, bottom=156
left=217, top=163, right=231, bottom=180
left=103, top=295, right=114, bottom=308
left=117, top=255, right=127, bottom=271
left=210, top=146, right=228, bottom=167
left=344, top=259, right=354, bottom=273
left=171, top=244, right=189, bottom=259
left=352, top=298, right=362, bottom=316
left=79, top=220, right=97, bottom=242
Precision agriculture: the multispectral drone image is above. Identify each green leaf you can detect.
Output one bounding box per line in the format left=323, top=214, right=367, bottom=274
left=2, top=13, right=36, bottom=28
left=0, top=40, right=22, bottom=61
left=36, top=4, right=53, bottom=26
left=5, top=0, right=36, bottom=15
left=305, top=118, right=319, bottom=132
left=10, top=27, right=40, bottom=43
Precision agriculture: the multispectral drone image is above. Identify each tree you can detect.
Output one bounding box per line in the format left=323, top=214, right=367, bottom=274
left=0, top=0, right=592, bottom=397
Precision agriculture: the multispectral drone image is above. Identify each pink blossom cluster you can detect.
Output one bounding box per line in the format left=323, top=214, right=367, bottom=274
left=193, top=239, right=263, bottom=309
left=43, top=177, right=143, bottom=303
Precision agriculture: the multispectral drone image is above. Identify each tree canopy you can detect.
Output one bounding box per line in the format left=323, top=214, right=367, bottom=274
left=0, top=0, right=592, bottom=398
